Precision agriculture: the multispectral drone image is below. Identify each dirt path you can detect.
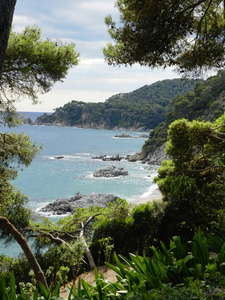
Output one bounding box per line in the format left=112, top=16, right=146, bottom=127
left=60, top=265, right=118, bottom=298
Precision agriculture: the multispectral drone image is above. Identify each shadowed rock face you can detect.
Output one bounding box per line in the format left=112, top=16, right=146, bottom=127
left=93, top=165, right=128, bottom=177
left=39, top=193, right=118, bottom=215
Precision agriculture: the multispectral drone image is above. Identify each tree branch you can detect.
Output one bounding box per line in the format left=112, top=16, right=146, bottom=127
left=179, top=0, right=208, bottom=16
left=203, top=132, right=224, bottom=142
left=0, top=216, right=49, bottom=290
left=39, top=231, right=70, bottom=248
left=79, top=213, right=101, bottom=269
left=83, top=213, right=101, bottom=230
left=197, top=0, right=213, bottom=34
left=212, top=124, right=225, bottom=131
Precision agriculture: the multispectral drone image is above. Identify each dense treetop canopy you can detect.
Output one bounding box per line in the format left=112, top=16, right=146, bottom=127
left=1, top=25, right=79, bottom=102
left=104, top=0, right=225, bottom=76
left=0, top=25, right=79, bottom=126
left=154, top=115, right=225, bottom=240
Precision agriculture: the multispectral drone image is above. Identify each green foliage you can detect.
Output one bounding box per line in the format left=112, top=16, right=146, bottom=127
left=142, top=70, right=225, bottom=158
left=96, top=198, right=131, bottom=222
left=29, top=201, right=132, bottom=284
left=0, top=25, right=79, bottom=127
left=4, top=231, right=225, bottom=299
left=0, top=131, right=39, bottom=220
left=29, top=199, right=161, bottom=278
left=36, top=242, right=84, bottom=288
left=66, top=230, right=225, bottom=299
left=91, top=201, right=161, bottom=260
left=35, top=79, right=197, bottom=130
left=3, top=191, right=31, bottom=232
left=0, top=255, right=33, bottom=294
left=103, top=0, right=225, bottom=76
left=154, top=114, right=225, bottom=242
left=1, top=25, right=79, bottom=101
left=98, top=237, right=114, bottom=265
left=0, top=272, right=63, bottom=299
left=0, top=131, right=39, bottom=234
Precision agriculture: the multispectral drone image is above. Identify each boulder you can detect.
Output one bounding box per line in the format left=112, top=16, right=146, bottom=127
left=138, top=134, right=148, bottom=138
left=114, top=133, right=133, bottom=138
left=92, top=154, right=123, bottom=161
left=125, top=152, right=145, bottom=162
left=93, top=165, right=128, bottom=177
left=102, top=154, right=123, bottom=161
left=39, top=192, right=118, bottom=215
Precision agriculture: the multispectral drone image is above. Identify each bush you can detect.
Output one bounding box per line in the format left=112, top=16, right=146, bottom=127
left=90, top=202, right=162, bottom=262
left=0, top=255, right=31, bottom=288
left=69, top=229, right=225, bottom=299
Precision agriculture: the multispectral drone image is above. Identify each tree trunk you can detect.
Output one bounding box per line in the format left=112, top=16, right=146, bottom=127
left=0, top=0, right=17, bottom=74
left=224, top=0, right=225, bottom=19
left=80, top=222, right=96, bottom=269
left=0, top=217, right=49, bottom=291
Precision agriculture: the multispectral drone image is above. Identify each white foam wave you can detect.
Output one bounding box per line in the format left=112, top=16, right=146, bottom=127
left=127, top=183, right=159, bottom=203
left=43, top=156, right=55, bottom=160
left=85, top=174, right=122, bottom=181
left=139, top=183, right=158, bottom=199
left=85, top=173, right=94, bottom=179
left=42, top=153, right=91, bottom=161
left=36, top=207, right=70, bottom=218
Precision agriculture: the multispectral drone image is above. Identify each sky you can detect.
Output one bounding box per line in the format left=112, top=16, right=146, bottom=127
left=13, top=0, right=181, bottom=112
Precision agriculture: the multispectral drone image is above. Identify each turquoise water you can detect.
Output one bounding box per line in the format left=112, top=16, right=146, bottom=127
left=5, top=113, right=158, bottom=212
left=1, top=113, right=158, bottom=256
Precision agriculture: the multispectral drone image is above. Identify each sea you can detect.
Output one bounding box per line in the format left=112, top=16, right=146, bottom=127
left=0, top=112, right=159, bottom=257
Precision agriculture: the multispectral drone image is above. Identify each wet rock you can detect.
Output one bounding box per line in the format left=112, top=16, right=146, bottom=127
left=39, top=192, right=118, bottom=215
left=138, top=134, right=148, bottom=138
left=114, top=134, right=133, bottom=138
left=92, top=154, right=123, bottom=161
left=93, top=165, right=128, bottom=177
left=125, top=152, right=145, bottom=162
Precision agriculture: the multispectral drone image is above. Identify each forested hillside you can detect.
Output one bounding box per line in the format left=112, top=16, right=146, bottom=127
left=35, top=78, right=199, bottom=130
left=142, top=70, right=225, bottom=158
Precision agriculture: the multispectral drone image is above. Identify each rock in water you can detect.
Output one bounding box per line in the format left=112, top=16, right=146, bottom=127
left=54, top=156, right=64, bottom=159
left=39, top=193, right=118, bottom=215
left=114, top=134, right=133, bottom=138
left=93, top=165, right=128, bottom=177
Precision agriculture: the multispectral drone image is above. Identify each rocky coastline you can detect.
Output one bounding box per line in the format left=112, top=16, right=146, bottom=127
left=91, top=147, right=167, bottom=165
left=26, top=117, right=149, bottom=132
left=114, top=133, right=148, bottom=138
left=33, top=124, right=166, bottom=215
left=39, top=193, right=118, bottom=215
left=38, top=146, right=165, bottom=216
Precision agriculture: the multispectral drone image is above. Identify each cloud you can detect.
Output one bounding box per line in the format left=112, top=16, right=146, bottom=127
left=12, top=15, right=38, bottom=31
left=13, top=0, right=180, bottom=112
